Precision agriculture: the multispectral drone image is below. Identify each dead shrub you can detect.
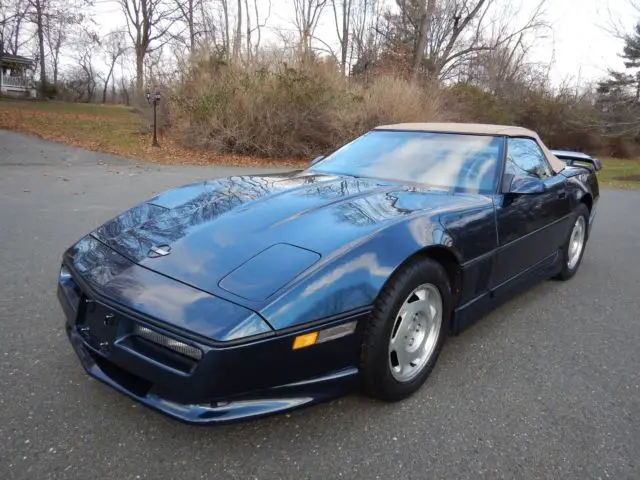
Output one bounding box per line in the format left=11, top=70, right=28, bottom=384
left=344, top=76, right=448, bottom=135
left=164, top=54, right=638, bottom=160
left=166, top=58, right=446, bottom=158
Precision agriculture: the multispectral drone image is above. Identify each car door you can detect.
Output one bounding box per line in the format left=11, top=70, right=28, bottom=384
left=491, top=137, right=572, bottom=287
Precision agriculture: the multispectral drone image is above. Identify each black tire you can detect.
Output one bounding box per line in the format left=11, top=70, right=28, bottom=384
left=360, top=257, right=452, bottom=401
left=555, top=203, right=590, bottom=281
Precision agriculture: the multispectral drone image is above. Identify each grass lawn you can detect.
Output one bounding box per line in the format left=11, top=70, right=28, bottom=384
left=596, top=157, right=640, bottom=190
left=0, top=98, right=306, bottom=168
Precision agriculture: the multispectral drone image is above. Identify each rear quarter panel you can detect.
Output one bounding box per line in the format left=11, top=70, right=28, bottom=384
left=562, top=167, right=600, bottom=212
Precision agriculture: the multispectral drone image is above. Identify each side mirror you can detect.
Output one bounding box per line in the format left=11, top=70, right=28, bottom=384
left=508, top=176, right=545, bottom=194
left=309, top=155, right=324, bottom=167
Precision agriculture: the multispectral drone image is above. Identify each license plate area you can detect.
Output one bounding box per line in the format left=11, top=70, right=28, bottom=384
left=77, top=295, right=119, bottom=350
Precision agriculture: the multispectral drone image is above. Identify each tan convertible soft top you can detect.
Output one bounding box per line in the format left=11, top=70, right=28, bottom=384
left=375, top=122, right=565, bottom=173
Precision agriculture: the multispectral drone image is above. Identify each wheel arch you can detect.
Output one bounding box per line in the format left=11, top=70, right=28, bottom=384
left=573, top=189, right=593, bottom=240
left=580, top=192, right=593, bottom=212
left=412, top=245, right=462, bottom=302
left=379, top=244, right=463, bottom=331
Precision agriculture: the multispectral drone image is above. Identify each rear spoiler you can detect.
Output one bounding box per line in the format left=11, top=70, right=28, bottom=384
left=551, top=150, right=602, bottom=172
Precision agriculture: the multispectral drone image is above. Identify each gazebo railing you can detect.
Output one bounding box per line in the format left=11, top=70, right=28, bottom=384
left=1, top=75, right=30, bottom=87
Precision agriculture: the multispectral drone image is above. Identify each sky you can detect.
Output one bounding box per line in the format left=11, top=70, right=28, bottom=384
left=526, top=0, right=637, bottom=85
left=90, top=0, right=639, bottom=86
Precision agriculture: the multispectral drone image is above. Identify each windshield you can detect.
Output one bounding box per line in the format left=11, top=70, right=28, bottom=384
left=312, top=130, right=503, bottom=194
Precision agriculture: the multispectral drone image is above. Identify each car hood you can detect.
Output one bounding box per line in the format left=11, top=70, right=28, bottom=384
left=91, top=172, right=465, bottom=305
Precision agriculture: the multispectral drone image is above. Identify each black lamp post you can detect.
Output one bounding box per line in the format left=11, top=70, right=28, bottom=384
left=146, top=90, right=161, bottom=147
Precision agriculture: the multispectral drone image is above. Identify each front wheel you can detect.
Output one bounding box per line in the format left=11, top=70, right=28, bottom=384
left=360, top=257, right=451, bottom=401
left=555, top=203, right=590, bottom=281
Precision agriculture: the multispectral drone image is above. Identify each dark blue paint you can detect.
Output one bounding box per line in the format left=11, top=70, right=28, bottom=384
left=59, top=280, right=365, bottom=424
left=89, top=173, right=478, bottom=328
left=58, top=139, right=600, bottom=424
left=509, top=176, right=545, bottom=194
left=219, top=243, right=321, bottom=301
left=65, top=236, right=273, bottom=342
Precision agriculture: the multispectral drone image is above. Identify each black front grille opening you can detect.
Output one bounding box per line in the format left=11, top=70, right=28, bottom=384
left=121, top=335, right=198, bottom=374
left=91, top=353, right=153, bottom=398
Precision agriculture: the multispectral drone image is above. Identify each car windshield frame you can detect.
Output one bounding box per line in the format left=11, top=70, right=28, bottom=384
left=310, top=130, right=506, bottom=195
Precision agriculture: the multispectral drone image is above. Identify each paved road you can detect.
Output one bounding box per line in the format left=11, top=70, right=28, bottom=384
left=1, top=130, right=639, bottom=479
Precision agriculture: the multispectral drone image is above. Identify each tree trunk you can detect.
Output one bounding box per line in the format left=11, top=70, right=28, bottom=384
left=121, top=76, right=130, bottom=106
left=411, top=0, right=435, bottom=80
left=135, top=47, right=144, bottom=96
left=222, top=0, right=230, bottom=56
left=53, top=58, right=58, bottom=85
left=188, top=0, right=195, bottom=50
left=87, top=80, right=94, bottom=103
left=35, top=1, right=47, bottom=93
left=103, top=62, right=116, bottom=103
left=340, top=0, right=349, bottom=74
left=233, top=0, right=242, bottom=61
left=245, top=0, right=251, bottom=62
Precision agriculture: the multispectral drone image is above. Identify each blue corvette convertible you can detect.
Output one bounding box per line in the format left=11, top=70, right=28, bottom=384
left=57, top=123, right=600, bottom=424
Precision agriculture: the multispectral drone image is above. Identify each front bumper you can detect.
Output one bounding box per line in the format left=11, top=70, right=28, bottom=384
left=58, top=266, right=364, bottom=425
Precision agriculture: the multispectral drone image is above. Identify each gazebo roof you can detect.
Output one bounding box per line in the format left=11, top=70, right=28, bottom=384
left=0, top=53, right=34, bottom=67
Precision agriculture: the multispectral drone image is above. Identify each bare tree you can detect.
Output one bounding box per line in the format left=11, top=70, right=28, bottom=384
left=119, top=0, right=177, bottom=95
left=411, top=0, right=435, bottom=79
left=71, top=28, right=101, bottom=101
left=460, top=31, right=546, bottom=97
left=242, top=0, right=269, bottom=62
left=244, top=0, right=249, bottom=60
left=119, top=53, right=132, bottom=105
left=221, top=0, right=229, bottom=53
left=101, top=29, right=128, bottom=102
left=174, top=0, right=197, bottom=50
left=441, top=0, right=548, bottom=81
left=183, top=0, right=231, bottom=55
left=601, top=0, right=640, bottom=41
left=375, top=0, right=547, bottom=81
left=350, top=0, right=380, bottom=75
left=292, top=0, right=327, bottom=61
left=28, top=0, right=49, bottom=89
left=44, top=8, right=82, bottom=85
left=330, top=0, right=353, bottom=73
left=0, top=0, right=29, bottom=55
left=232, top=0, right=240, bottom=60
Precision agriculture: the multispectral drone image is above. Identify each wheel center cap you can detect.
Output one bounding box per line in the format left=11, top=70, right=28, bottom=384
left=405, top=315, right=426, bottom=351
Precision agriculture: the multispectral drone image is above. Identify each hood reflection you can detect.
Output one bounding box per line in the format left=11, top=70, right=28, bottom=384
left=90, top=174, right=461, bottom=299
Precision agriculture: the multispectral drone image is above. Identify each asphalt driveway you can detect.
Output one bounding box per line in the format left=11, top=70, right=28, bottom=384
left=1, top=130, right=639, bottom=479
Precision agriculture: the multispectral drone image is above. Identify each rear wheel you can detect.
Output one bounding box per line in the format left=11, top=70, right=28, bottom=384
left=556, top=203, right=589, bottom=280
left=360, top=257, right=452, bottom=401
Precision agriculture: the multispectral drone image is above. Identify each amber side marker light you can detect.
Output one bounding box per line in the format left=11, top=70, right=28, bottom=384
left=292, top=331, right=319, bottom=350
left=292, top=321, right=357, bottom=350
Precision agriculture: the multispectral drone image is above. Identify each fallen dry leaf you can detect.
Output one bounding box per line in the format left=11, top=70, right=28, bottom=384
left=0, top=100, right=308, bottom=169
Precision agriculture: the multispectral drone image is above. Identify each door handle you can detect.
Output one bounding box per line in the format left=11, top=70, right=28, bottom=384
left=558, top=189, right=566, bottom=199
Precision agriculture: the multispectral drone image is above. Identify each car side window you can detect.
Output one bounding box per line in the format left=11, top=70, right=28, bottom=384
left=505, top=138, right=553, bottom=180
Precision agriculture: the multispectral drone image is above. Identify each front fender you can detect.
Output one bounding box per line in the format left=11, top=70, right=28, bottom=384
left=259, top=215, right=457, bottom=330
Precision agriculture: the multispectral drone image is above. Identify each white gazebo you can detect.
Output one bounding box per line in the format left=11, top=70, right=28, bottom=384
left=0, top=53, right=36, bottom=98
